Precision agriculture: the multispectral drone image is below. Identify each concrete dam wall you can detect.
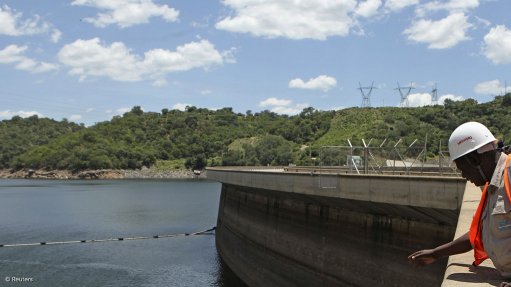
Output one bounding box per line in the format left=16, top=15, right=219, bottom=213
left=207, top=167, right=467, bottom=287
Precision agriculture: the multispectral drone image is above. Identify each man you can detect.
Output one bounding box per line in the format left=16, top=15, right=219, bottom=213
left=408, top=122, right=511, bottom=287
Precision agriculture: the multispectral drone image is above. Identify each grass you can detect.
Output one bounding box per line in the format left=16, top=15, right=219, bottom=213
left=153, top=159, right=186, bottom=171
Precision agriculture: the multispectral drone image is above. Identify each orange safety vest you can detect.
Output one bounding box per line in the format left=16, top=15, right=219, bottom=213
left=469, top=155, right=511, bottom=266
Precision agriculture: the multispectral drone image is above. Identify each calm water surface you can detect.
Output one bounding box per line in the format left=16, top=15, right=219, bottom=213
left=0, top=179, right=245, bottom=287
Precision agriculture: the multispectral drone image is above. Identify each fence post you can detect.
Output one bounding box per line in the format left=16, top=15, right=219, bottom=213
left=364, top=147, right=369, bottom=174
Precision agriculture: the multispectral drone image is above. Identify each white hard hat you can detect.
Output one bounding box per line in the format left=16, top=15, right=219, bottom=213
left=448, top=122, right=496, bottom=161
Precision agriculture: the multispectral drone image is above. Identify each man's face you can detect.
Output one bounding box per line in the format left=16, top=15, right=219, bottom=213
left=454, top=153, right=487, bottom=186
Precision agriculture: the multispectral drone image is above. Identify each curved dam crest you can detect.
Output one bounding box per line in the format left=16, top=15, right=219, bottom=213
left=207, top=167, right=466, bottom=287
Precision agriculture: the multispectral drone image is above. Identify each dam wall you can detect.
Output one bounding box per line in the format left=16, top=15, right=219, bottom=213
left=208, top=167, right=466, bottom=287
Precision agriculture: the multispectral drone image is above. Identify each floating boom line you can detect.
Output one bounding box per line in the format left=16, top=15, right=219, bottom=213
left=0, top=227, right=216, bottom=248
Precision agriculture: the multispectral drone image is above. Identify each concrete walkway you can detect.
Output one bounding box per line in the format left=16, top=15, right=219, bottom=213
left=442, top=183, right=504, bottom=287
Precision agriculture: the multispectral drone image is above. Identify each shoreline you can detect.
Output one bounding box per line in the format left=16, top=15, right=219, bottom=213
left=0, top=168, right=206, bottom=180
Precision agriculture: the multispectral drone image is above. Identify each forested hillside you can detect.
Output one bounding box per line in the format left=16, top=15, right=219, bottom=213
left=318, top=96, right=511, bottom=152
left=5, top=106, right=332, bottom=171
left=1, top=94, right=510, bottom=171
left=0, top=116, right=83, bottom=169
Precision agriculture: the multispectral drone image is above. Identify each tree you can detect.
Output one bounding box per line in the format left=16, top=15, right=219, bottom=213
left=502, top=94, right=511, bottom=107
left=255, top=135, right=295, bottom=166
left=130, top=106, right=144, bottom=116
left=7, top=97, right=511, bottom=171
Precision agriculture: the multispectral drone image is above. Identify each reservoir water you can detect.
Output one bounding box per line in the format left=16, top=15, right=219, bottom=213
left=0, top=179, right=246, bottom=287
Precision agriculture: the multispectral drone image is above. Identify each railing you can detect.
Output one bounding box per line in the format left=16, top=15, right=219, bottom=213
left=314, top=139, right=456, bottom=175
left=209, top=139, right=459, bottom=190
left=303, top=140, right=458, bottom=189
left=284, top=166, right=459, bottom=176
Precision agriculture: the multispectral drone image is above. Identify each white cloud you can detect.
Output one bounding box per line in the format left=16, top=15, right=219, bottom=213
left=288, top=75, right=337, bottom=92
left=384, top=0, right=419, bottom=11
left=406, top=93, right=432, bottom=107
left=483, top=25, right=511, bottom=65
left=474, top=80, right=506, bottom=95
left=330, top=106, right=346, bottom=111
left=271, top=103, right=309, bottom=115
left=355, top=0, right=382, bottom=18
left=216, top=0, right=358, bottom=40
left=106, top=107, right=132, bottom=115
left=402, top=92, right=464, bottom=107
left=172, top=103, right=191, bottom=111
left=0, top=110, right=43, bottom=119
left=85, top=108, right=94, bottom=113
left=258, top=97, right=308, bottom=115
left=71, top=0, right=179, bottom=28
left=474, top=16, right=491, bottom=28
left=416, top=0, right=479, bottom=16
left=69, top=114, right=83, bottom=121
left=58, top=38, right=231, bottom=82
left=221, top=47, right=238, bottom=64
left=51, top=29, right=62, bottom=43
left=438, top=94, right=464, bottom=104
left=0, top=5, right=47, bottom=35
left=152, top=78, right=167, bottom=87
left=0, top=45, right=58, bottom=73
left=201, top=90, right=212, bottom=95
left=403, top=13, right=472, bottom=49
left=191, top=19, right=210, bottom=29
left=259, top=97, right=292, bottom=107
left=0, top=45, right=24, bottom=64
left=0, top=5, right=61, bottom=41
left=58, top=39, right=140, bottom=81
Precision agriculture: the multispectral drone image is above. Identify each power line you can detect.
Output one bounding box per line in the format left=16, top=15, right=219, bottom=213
left=358, top=81, right=376, bottom=108
left=430, top=83, right=438, bottom=105
left=395, top=82, right=415, bottom=108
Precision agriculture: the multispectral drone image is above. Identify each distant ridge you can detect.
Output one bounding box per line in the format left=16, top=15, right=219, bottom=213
left=1, top=94, right=510, bottom=171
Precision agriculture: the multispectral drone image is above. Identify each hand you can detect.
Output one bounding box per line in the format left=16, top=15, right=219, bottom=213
left=408, top=249, right=437, bottom=267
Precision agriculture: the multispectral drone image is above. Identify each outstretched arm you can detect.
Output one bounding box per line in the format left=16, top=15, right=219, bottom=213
left=408, top=232, right=472, bottom=267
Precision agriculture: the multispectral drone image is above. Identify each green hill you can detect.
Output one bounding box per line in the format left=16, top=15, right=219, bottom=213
left=319, top=96, right=511, bottom=154
left=1, top=94, right=510, bottom=171
left=0, top=116, right=83, bottom=169
left=6, top=106, right=332, bottom=170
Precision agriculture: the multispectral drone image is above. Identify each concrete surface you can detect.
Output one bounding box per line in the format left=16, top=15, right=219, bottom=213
left=442, top=183, right=504, bottom=287
left=207, top=167, right=466, bottom=210
left=208, top=167, right=467, bottom=287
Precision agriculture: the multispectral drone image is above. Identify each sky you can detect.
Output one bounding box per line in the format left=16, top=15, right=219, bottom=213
left=0, top=0, right=510, bottom=126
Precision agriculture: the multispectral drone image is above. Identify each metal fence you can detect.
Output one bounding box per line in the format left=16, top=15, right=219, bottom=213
left=318, top=141, right=456, bottom=174
left=311, top=139, right=458, bottom=189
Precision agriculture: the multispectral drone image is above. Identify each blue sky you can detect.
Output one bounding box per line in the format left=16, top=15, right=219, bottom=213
left=0, top=0, right=510, bottom=125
